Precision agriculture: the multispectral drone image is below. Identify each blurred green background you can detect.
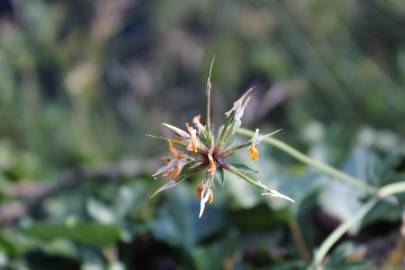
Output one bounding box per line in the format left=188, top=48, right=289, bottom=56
left=0, top=0, right=405, bottom=269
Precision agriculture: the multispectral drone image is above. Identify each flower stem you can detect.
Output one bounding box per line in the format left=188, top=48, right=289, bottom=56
left=288, top=216, right=310, bottom=261
left=206, top=56, right=215, bottom=131
left=311, top=180, right=405, bottom=269
left=226, top=165, right=267, bottom=191
left=237, top=128, right=377, bottom=195
left=311, top=198, right=378, bottom=270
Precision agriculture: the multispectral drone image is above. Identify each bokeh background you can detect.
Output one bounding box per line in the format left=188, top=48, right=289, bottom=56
left=0, top=0, right=405, bottom=269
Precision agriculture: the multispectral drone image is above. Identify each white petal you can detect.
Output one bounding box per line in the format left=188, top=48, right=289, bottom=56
left=150, top=180, right=177, bottom=198
left=262, top=189, right=295, bottom=203
left=254, top=129, right=282, bottom=145
left=225, top=88, right=253, bottom=118
left=198, top=186, right=211, bottom=218
left=162, top=123, right=190, bottom=138
left=252, top=129, right=260, bottom=144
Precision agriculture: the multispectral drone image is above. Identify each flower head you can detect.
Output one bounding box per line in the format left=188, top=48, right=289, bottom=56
left=150, top=60, right=293, bottom=218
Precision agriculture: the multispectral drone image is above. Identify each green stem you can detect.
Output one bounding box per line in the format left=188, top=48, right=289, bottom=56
left=237, top=128, right=377, bottom=195
left=311, top=181, right=405, bottom=269
left=226, top=165, right=267, bottom=191
left=205, top=56, right=215, bottom=131
left=311, top=199, right=378, bottom=270
left=378, top=181, right=405, bottom=197
left=288, top=216, right=310, bottom=261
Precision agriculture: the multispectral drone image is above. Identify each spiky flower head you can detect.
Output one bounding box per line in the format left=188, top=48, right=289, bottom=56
left=150, top=58, right=294, bottom=218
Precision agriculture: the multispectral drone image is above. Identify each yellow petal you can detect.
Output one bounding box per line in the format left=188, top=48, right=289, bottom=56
left=186, top=139, right=198, bottom=152
left=166, top=140, right=184, bottom=158
left=195, top=184, right=203, bottom=198
left=208, top=192, right=214, bottom=204
left=208, top=154, right=216, bottom=175
left=185, top=123, right=199, bottom=152
left=248, top=144, right=259, bottom=160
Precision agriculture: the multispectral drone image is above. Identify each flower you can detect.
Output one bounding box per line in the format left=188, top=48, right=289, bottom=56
left=150, top=59, right=293, bottom=218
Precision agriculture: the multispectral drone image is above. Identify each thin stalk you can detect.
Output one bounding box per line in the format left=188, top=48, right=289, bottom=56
left=288, top=216, right=310, bottom=261
left=378, top=181, right=405, bottom=198
left=227, top=165, right=267, bottom=191
left=205, top=56, right=215, bottom=131
left=237, top=128, right=377, bottom=195
left=311, top=198, right=378, bottom=270
left=312, top=180, right=405, bottom=269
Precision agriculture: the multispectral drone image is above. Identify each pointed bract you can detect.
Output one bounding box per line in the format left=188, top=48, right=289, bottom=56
left=162, top=123, right=190, bottom=138
left=225, top=88, right=254, bottom=121
left=150, top=180, right=177, bottom=198
left=262, top=190, right=295, bottom=203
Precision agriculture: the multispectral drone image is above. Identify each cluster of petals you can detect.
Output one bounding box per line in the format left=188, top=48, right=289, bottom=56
left=151, top=63, right=293, bottom=218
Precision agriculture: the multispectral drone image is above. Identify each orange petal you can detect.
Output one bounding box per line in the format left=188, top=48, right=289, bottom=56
left=161, top=156, right=171, bottom=163
left=208, top=154, right=216, bottom=175
left=166, top=140, right=184, bottom=158
left=195, top=184, right=203, bottom=198
left=185, top=123, right=199, bottom=152
left=167, top=166, right=180, bottom=179
left=187, top=139, right=198, bottom=152
left=208, top=192, right=214, bottom=204
left=248, top=144, right=259, bottom=161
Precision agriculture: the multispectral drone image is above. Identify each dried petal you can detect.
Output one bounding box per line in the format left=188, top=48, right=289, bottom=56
left=162, top=123, right=190, bottom=138
left=262, top=189, right=295, bottom=203
left=199, top=185, right=212, bottom=218
left=208, top=154, right=215, bottom=175
left=208, top=192, right=214, bottom=204
left=225, top=88, right=253, bottom=121
left=166, top=140, right=184, bottom=158
left=161, top=156, right=171, bottom=163
left=185, top=123, right=199, bottom=152
left=192, top=115, right=205, bottom=132
left=152, top=159, right=177, bottom=177
left=252, top=129, right=282, bottom=145
left=195, top=184, right=203, bottom=198
left=150, top=180, right=177, bottom=198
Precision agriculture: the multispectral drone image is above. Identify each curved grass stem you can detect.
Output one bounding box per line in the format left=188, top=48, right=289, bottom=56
left=237, top=128, right=377, bottom=195
left=311, top=198, right=378, bottom=270
left=311, top=181, right=405, bottom=269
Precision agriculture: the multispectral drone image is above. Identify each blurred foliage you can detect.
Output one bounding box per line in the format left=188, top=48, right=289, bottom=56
left=0, top=0, right=405, bottom=269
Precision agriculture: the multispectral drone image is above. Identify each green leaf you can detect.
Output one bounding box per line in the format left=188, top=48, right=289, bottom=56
left=22, top=222, right=121, bottom=247
left=0, top=231, right=19, bottom=257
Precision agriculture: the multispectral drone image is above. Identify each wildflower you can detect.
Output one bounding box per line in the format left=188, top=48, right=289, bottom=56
left=150, top=58, right=293, bottom=218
